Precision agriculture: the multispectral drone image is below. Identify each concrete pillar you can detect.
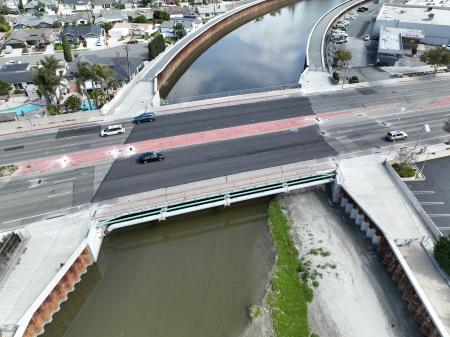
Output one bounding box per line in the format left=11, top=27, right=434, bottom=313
left=340, top=197, right=348, bottom=208
left=355, top=214, right=363, bottom=225
left=372, top=235, right=381, bottom=245
left=361, top=221, right=369, bottom=232
left=345, top=202, right=353, bottom=214
left=331, top=180, right=341, bottom=203
left=350, top=206, right=358, bottom=219
left=366, top=228, right=375, bottom=239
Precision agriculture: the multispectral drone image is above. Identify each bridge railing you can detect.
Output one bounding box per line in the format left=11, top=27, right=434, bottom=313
left=93, top=159, right=336, bottom=224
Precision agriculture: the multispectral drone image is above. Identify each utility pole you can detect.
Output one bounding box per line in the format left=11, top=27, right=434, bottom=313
left=125, top=44, right=131, bottom=81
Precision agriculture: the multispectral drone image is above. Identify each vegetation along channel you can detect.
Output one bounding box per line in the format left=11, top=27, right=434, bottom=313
left=162, top=0, right=343, bottom=102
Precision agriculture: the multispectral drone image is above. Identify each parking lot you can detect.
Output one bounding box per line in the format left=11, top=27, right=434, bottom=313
left=406, top=156, right=450, bottom=236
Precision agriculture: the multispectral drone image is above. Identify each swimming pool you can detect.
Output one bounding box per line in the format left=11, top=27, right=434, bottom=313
left=79, top=100, right=97, bottom=111
left=0, top=103, right=43, bottom=116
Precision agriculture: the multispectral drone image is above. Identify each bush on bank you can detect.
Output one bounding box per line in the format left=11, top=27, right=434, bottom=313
left=434, top=235, right=450, bottom=276
left=392, top=163, right=416, bottom=178
left=268, top=201, right=312, bottom=337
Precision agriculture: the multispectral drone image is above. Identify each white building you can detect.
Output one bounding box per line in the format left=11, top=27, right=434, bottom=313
left=373, top=4, right=450, bottom=45
left=110, top=23, right=157, bottom=40
left=197, top=3, right=226, bottom=19
left=377, top=26, right=425, bottom=65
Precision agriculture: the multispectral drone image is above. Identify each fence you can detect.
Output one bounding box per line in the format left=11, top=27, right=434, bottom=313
left=160, top=83, right=300, bottom=105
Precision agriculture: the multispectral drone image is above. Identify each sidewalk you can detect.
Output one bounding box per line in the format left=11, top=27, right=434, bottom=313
left=339, top=154, right=450, bottom=335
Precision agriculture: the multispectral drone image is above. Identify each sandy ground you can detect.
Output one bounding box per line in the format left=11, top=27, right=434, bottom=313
left=280, top=188, right=422, bottom=337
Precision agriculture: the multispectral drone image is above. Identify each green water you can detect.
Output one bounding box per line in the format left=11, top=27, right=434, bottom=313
left=42, top=200, right=273, bottom=337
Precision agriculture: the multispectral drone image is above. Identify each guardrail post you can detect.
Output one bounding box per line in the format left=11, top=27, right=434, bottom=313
left=159, top=207, right=167, bottom=221
left=282, top=182, right=289, bottom=193
left=224, top=194, right=231, bottom=207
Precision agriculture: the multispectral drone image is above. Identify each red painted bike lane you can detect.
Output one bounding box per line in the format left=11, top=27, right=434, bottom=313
left=10, top=111, right=348, bottom=177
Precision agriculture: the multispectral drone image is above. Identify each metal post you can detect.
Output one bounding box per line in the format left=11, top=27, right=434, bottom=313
left=414, top=124, right=430, bottom=153
left=388, top=113, right=402, bottom=157
left=419, top=153, right=430, bottom=176
left=125, top=44, right=131, bottom=81
left=341, top=65, right=348, bottom=88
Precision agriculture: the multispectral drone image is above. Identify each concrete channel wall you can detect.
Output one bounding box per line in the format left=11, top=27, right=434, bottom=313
left=155, top=0, right=296, bottom=92
left=13, top=242, right=93, bottom=337
left=334, top=183, right=448, bottom=337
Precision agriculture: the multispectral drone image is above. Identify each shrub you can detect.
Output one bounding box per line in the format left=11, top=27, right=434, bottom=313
left=434, top=236, right=450, bottom=276
left=248, top=304, right=262, bottom=319
left=349, top=76, right=359, bottom=83
left=332, top=71, right=339, bottom=83
left=64, top=95, right=81, bottom=113
left=0, top=80, right=12, bottom=95
left=392, top=163, right=416, bottom=178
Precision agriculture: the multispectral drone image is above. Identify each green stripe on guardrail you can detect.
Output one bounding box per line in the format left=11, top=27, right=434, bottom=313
left=101, top=172, right=336, bottom=228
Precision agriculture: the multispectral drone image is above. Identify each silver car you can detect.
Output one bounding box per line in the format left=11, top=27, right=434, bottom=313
left=385, top=130, right=408, bottom=141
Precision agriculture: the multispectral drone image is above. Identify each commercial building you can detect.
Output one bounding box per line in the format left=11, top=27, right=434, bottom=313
left=377, top=27, right=424, bottom=65
left=373, top=4, right=450, bottom=45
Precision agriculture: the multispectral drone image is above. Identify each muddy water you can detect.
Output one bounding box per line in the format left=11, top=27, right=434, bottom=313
left=41, top=200, right=273, bottom=337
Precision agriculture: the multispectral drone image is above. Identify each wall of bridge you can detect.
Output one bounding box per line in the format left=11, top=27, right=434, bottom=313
left=335, top=184, right=445, bottom=337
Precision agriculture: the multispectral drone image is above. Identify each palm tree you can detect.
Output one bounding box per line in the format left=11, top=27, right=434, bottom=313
left=92, top=64, right=116, bottom=95
left=76, top=61, right=96, bottom=110
left=33, top=56, right=66, bottom=110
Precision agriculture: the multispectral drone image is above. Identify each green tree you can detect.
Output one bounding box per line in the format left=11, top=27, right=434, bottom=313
left=434, top=235, right=450, bottom=275
left=32, top=56, right=66, bottom=110
left=101, top=21, right=113, bottom=33
left=92, top=63, right=116, bottom=94
left=133, top=15, right=149, bottom=23
left=420, top=47, right=450, bottom=73
left=0, top=80, right=12, bottom=95
left=173, top=23, right=186, bottom=40
left=76, top=61, right=96, bottom=110
left=91, top=89, right=107, bottom=108
left=334, top=49, right=352, bottom=87
left=153, top=10, right=170, bottom=21
left=148, top=33, right=165, bottom=61
left=0, top=5, right=10, bottom=15
left=61, top=32, right=72, bottom=62
left=63, top=95, right=81, bottom=113
left=18, top=0, right=24, bottom=13
left=114, top=1, right=125, bottom=9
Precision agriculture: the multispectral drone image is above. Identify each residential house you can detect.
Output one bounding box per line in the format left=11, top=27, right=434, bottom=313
left=63, top=24, right=104, bottom=47
left=97, top=9, right=128, bottom=24
left=57, top=12, right=92, bottom=26
left=109, top=22, right=156, bottom=39
left=197, top=3, right=226, bottom=19
left=13, top=15, right=56, bottom=29
left=0, top=63, right=37, bottom=97
left=126, top=8, right=154, bottom=21
left=58, top=0, right=91, bottom=15
left=3, top=0, right=19, bottom=14
left=159, top=17, right=201, bottom=37
left=24, top=0, right=58, bottom=15
left=4, top=28, right=58, bottom=48
left=160, top=5, right=191, bottom=18
left=91, top=0, right=117, bottom=13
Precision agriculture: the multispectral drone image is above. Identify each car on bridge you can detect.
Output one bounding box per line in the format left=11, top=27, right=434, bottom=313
left=100, top=124, right=125, bottom=137
left=385, top=130, right=408, bottom=141
left=138, top=151, right=165, bottom=163
left=133, top=112, right=156, bottom=124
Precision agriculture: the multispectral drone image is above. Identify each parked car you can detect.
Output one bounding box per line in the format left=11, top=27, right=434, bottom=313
left=364, top=34, right=370, bottom=41
left=96, top=39, right=102, bottom=46
left=138, top=151, right=165, bottom=163
left=133, top=112, right=156, bottom=124
left=337, top=20, right=349, bottom=26
left=385, top=130, right=408, bottom=141
left=100, top=124, right=125, bottom=137
left=357, top=6, right=368, bottom=12
left=4, top=46, right=13, bottom=54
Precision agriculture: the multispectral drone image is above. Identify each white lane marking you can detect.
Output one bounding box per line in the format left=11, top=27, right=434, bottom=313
left=419, top=202, right=444, bottom=205
left=47, top=191, right=72, bottom=198
left=411, top=191, right=435, bottom=194
left=2, top=203, right=90, bottom=223
left=429, top=214, right=450, bottom=217
left=52, top=178, right=75, bottom=184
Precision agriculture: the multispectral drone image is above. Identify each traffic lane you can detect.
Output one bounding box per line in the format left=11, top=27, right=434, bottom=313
left=126, top=96, right=312, bottom=143
left=405, top=156, right=450, bottom=236
left=0, top=167, right=95, bottom=227
left=93, top=127, right=337, bottom=202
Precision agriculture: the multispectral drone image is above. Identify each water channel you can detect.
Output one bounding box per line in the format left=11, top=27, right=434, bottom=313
left=42, top=200, right=273, bottom=337
left=164, top=0, right=342, bottom=101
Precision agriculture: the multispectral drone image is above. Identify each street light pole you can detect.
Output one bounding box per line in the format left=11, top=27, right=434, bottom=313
left=419, top=152, right=431, bottom=176
left=414, top=124, right=431, bottom=153
left=124, top=44, right=131, bottom=82
left=388, top=108, right=404, bottom=157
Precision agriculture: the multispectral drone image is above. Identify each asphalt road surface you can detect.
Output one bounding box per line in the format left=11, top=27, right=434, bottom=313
left=1, top=76, right=450, bottom=164
left=93, top=126, right=337, bottom=201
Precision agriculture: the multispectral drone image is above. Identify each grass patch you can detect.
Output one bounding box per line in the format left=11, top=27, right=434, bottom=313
left=392, top=163, right=416, bottom=178
left=0, top=164, right=17, bottom=177
left=268, top=201, right=312, bottom=337
left=249, top=304, right=262, bottom=319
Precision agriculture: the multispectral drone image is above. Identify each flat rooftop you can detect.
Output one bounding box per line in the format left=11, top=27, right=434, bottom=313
left=377, top=4, right=450, bottom=27
left=405, top=0, right=450, bottom=9
left=379, top=26, right=425, bottom=53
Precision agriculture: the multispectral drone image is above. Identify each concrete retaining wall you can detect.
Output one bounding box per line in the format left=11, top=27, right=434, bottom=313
left=14, top=241, right=94, bottom=337
left=335, top=184, right=447, bottom=337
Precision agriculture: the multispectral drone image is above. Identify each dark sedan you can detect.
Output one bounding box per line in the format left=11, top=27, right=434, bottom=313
left=133, top=112, right=156, bottom=124
left=138, top=151, right=165, bottom=163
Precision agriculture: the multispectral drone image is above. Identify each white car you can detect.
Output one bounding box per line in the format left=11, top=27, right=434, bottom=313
left=100, top=124, right=125, bottom=137
left=364, top=34, right=370, bottom=41
left=385, top=130, right=408, bottom=141
left=337, top=20, right=349, bottom=26
left=4, top=46, right=13, bottom=54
